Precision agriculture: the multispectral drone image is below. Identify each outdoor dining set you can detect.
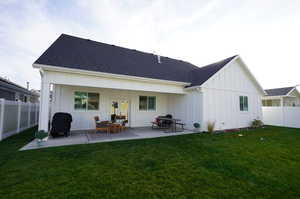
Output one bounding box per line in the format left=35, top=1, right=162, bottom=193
left=151, top=114, right=185, bottom=133
left=49, top=112, right=185, bottom=138
left=95, top=114, right=185, bottom=134
left=94, top=115, right=128, bottom=134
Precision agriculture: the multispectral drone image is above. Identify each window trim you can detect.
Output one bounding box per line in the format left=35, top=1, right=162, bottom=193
left=74, top=91, right=100, bottom=111
left=139, top=96, right=156, bottom=111
left=239, top=96, right=248, bottom=111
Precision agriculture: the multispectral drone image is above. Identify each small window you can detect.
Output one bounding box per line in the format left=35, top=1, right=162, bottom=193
left=87, top=93, right=99, bottom=110
left=74, top=91, right=99, bottom=110
left=139, top=96, right=156, bottom=111
left=148, top=96, right=156, bottom=110
left=239, top=96, right=248, bottom=111
left=139, top=96, right=148, bottom=110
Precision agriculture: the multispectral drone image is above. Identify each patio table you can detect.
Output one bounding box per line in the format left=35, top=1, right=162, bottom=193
left=159, top=118, right=182, bottom=133
left=108, top=123, right=121, bottom=133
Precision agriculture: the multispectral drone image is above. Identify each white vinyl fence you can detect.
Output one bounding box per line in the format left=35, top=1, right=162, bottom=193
left=0, top=99, right=39, bottom=141
left=262, top=107, right=300, bottom=128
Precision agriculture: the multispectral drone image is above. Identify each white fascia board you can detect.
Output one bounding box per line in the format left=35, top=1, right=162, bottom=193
left=262, top=95, right=287, bottom=99
left=286, top=87, right=297, bottom=96
left=183, top=56, right=240, bottom=92
left=237, top=57, right=266, bottom=95
left=33, top=63, right=191, bottom=86
left=199, top=55, right=239, bottom=89
left=199, top=55, right=266, bottom=95
left=184, top=85, right=203, bottom=91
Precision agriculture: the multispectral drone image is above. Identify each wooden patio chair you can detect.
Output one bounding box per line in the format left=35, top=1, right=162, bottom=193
left=94, top=116, right=110, bottom=133
left=120, top=120, right=128, bottom=131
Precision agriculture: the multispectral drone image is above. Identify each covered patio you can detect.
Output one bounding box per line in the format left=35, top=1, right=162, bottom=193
left=35, top=54, right=203, bottom=145
left=20, top=127, right=195, bottom=150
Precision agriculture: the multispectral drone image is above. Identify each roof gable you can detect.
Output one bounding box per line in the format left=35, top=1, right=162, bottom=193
left=196, top=56, right=265, bottom=95
left=265, top=87, right=294, bottom=96
left=188, top=55, right=237, bottom=87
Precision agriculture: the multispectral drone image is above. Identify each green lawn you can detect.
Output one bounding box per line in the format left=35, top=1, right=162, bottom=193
left=0, top=126, right=299, bottom=199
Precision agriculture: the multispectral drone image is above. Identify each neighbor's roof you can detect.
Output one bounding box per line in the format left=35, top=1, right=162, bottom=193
left=264, top=87, right=295, bottom=96
left=34, top=34, right=237, bottom=86
left=0, top=77, right=37, bottom=96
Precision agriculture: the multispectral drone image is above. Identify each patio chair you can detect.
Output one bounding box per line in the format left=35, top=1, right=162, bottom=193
left=151, top=116, right=163, bottom=129
left=111, top=114, right=116, bottom=123
left=120, top=120, right=128, bottom=131
left=94, top=116, right=110, bottom=133
left=163, top=114, right=173, bottom=128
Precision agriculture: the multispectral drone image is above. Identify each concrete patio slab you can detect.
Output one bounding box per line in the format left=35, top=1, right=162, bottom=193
left=20, top=127, right=197, bottom=151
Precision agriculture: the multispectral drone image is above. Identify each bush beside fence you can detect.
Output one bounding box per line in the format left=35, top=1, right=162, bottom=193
left=0, top=98, right=39, bottom=141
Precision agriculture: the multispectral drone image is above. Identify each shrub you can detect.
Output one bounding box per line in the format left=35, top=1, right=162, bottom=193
left=207, top=121, right=215, bottom=134
left=251, top=119, right=264, bottom=128
left=35, top=130, right=48, bottom=140
left=193, top=122, right=200, bottom=129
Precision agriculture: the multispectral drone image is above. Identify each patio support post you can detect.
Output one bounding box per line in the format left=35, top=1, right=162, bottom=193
left=38, top=79, right=50, bottom=132
left=0, top=99, right=4, bottom=141
left=281, top=96, right=285, bottom=126
left=28, top=102, right=31, bottom=128
left=17, top=101, right=21, bottom=133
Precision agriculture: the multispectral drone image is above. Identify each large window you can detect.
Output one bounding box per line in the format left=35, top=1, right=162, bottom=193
left=74, top=91, right=99, bottom=110
left=139, top=96, right=156, bottom=111
left=239, top=96, right=248, bottom=111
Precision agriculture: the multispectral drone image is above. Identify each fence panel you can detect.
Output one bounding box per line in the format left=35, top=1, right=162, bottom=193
left=0, top=99, right=39, bottom=141
left=2, top=100, right=19, bottom=139
left=283, top=107, right=300, bottom=128
left=262, top=107, right=300, bottom=128
left=20, top=102, right=29, bottom=130
left=30, top=104, right=36, bottom=126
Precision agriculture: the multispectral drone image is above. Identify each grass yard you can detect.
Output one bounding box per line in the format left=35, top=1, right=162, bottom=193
left=0, top=126, right=299, bottom=199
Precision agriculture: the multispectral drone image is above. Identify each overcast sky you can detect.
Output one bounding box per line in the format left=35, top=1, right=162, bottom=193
left=1, top=0, right=300, bottom=90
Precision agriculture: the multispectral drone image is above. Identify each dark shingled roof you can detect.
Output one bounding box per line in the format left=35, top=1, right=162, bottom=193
left=264, top=87, right=294, bottom=96
left=34, top=34, right=237, bottom=86
left=0, top=77, right=33, bottom=95
left=189, top=56, right=237, bottom=87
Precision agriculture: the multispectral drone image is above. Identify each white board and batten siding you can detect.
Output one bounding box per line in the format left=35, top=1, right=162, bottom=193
left=51, top=85, right=169, bottom=131
left=51, top=84, right=203, bottom=131
left=201, top=59, right=263, bottom=131
left=45, top=70, right=186, bottom=94
left=46, top=57, right=264, bottom=132
left=167, top=90, right=203, bottom=130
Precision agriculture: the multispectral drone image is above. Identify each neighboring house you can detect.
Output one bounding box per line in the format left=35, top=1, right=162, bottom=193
left=262, top=86, right=300, bottom=128
left=262, top=86, right=300, bottom=107
left=0, top=77, right=39, bottom=103
left=33, top=34, right=264, bottom=132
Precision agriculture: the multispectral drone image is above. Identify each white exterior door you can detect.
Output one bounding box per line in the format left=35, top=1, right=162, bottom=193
left=110, top=99, right=131, bottom=127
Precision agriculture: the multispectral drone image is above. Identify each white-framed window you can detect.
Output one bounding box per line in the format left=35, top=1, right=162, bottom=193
left=74, top=91, right=99, bottom=111
left=239, top=96, right=248, bottom=111
left=139, top=96, right=156, bottom=111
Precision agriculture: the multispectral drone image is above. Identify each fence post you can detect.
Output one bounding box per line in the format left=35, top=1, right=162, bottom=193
left=27, top=102, right=31, bottom=128
left=17, top=101, right=21, bottom=133
left=34, top=104, right=37, bottom=125
left=0, top=99, right=5, bottom=141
